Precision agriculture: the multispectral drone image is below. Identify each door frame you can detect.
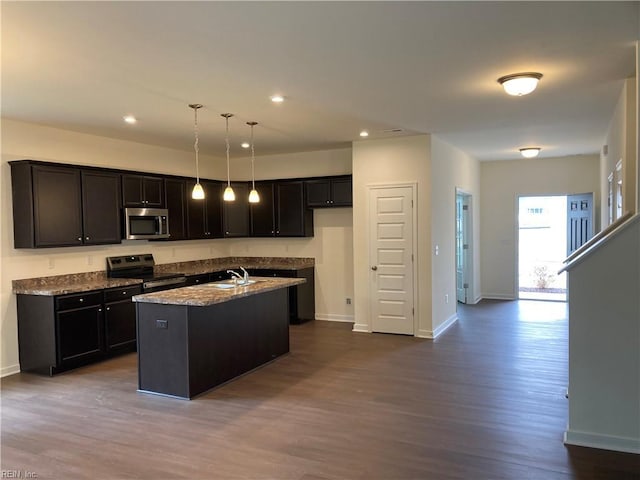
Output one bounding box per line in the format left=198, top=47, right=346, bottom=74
left=366, top=182, right=418, bottom=335
left=455, top=188, right=474, bottom=305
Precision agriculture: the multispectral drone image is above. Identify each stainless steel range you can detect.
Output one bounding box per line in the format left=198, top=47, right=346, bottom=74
left=106, top=254, right=186, bottom=292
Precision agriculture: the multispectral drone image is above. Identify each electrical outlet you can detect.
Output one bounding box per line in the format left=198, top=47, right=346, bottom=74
left=48, top=258, right=55, bottom=269
left=87, top=255, right=93, bottom=266
left=445, top=294, right=449, bottom=304
left=156, top=319, right=168, bottom=329
left=346, top=298, right=352, bottom=305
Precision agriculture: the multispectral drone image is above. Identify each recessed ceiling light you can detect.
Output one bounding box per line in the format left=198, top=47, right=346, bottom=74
left=270, top=95, right=284, bottom=103
left=359, top=130, right=369, bottom=138
left=498, top=72, right=543, bottom=96
left=123, top=115, right=137, bottom=124
left=241, top=142, right=250, bottom=149
left=519, top=147, right=541, bottom=158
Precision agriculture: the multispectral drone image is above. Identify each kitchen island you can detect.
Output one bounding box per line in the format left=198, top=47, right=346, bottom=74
left=132, top=277, right=305, bottom=399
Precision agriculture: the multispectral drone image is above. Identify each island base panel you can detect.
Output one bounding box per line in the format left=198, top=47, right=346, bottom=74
left=137, top=288, right=289, bottom=399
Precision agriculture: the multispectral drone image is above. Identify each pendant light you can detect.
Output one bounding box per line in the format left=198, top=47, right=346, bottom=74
left=189, top=104, right=205, bottom=200
left=247, top=121, right=260, bottom=203
left=221, top=113, right=235, bottom=201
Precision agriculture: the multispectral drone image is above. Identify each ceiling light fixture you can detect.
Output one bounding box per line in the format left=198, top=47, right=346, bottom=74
left=247, top=121, right=260, bottom=204
left=519, top=147, right=541, bottom=158
left=359, top=130, right=369, bottom=138
left=123, top=115, right=137, bottom=124
left=189, top=104, right=205, bottom=200
left=498, top=72, right=543, bottom=96
left=221, top=113, right=235, bottom=202
left=241, top=142, right=250, bottom=149
left=270, top=95, right=284, bottom=103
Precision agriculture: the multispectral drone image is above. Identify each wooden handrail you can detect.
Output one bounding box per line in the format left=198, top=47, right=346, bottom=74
left=559, top=212, right=639, bottom=274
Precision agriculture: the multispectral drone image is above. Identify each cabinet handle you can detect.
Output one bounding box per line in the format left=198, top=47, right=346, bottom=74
left=98, top=308, right=102, bottom=312
left=79, top=298, right=84, bottom=302
left=122, top=291, right=127, bottom=295
left=326, top=200, right=330, bottom=204
left=85, top=236, right=90, bottom=241
left=106, top=307, right=110, bottom=311
left=77, top=237, right=82, bottom=241
left=371, top=266, right=378, bottom=271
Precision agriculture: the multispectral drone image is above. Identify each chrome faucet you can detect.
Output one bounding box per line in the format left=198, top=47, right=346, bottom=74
left=240, top=267, right=249, bottom=284
left=227, top=269, right=244, bottom=285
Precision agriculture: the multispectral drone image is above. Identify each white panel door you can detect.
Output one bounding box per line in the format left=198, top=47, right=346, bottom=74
left=369, top=186, right=414, bottom=335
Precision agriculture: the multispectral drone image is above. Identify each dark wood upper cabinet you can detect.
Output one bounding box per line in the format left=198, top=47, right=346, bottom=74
left=81, top=171, right=122, bottom=244
left=223, top=182, right=250, bottom=237
left=164, top=178, right=188, bottom=241
left=250, top=182, right=276, bottom=236
left=277, top=181, right=313, bottom=237
left=305, top=175, right=352, bottom=208
left=187, top=180, right=223, bottom=239
left=10, top=161, right=121, bottom=248
left=122, top=174, right=164, bottom=208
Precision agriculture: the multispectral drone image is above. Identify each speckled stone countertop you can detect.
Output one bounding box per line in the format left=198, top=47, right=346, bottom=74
left=154, top=256, right=314, bottom=276
left=132, top=277, right=305, bottom=307
left=12, top=272, right=142, bottom=296
left=12, top=256, right=313, bottom=296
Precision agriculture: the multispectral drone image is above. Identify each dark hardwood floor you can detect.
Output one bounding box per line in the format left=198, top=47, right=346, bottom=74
left=2, top=300, right=639, bottom=479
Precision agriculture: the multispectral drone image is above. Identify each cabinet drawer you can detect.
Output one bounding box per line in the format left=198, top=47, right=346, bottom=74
left=104, top=285, right=142, bottom=303
left=56, top=291, right=103, bottom=311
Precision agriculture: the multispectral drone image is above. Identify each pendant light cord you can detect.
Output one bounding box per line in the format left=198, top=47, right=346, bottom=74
left=225, top=115, right=231, bottom=188
left=250, top=124, right=256, bottom=190
left=194, top=107, right=200, bottom=184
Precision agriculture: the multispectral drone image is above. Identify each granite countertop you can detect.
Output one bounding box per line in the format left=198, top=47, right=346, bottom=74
left=155, top=256, right=315, bottom=276
left=12, top=272, right=142, bottom=296
left=132, top=277, right=306, bottom=307
left=12, top=256, right=314, bottom=296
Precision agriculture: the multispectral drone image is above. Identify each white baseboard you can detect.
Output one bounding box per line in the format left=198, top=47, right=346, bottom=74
left=1, top=364, right=20, bottom=378
left=471, top=295, right=482, bottom=304
left=352, top=323, right=370, bottom=333
left=564, top=429, right=640, bottom=454
left=481, top=293, right=516, bottom=301
left=416, top=313, right=458, bottom=339
left=315, top=313, right=354, bottom=323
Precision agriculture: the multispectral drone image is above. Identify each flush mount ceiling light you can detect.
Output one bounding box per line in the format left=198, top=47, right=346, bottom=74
left=123, top=115, right=137, bottom=124
left=247, top=121, right=260, bottom=204
left=270, top=94, right=284, bottom=103
left=189, top=104, right=205, bottom=200
left=359, top=130, right=369, bottom=138
left=519, top=147, right=541, bottom=158
left=241, top=142, right=250, bottom=149
left=498, top=72, right=543, bottom=96
left=221, top=113, right=236, bottom=202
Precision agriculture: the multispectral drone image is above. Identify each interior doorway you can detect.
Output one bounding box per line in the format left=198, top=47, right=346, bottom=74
left=518, top=196, right=568, bottom=301
left=455, top=189, right=473, bottom=304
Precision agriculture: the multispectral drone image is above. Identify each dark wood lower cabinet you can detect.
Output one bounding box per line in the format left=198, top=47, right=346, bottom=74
left=17, top=286, right=141, bottom=375
left=248, top=267, right=315, bottom=323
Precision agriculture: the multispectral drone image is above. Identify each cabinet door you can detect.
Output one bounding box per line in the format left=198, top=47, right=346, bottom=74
left=250, top=182, right=276, bottom=236
left=204, top=181, right=223, bottom=238
left=186, top=180, right=207, bottom=239
left=122, top=175, right=165, bottom=207
left=56, top=305, right=103, bottom=365
left=81, top=171, right=122, bottom=244
left=143, top=177, right=165, bottom=208
left=33, top=165, right=83, bottom=247
left=277, top=181, right=312, bottom=237
left=185, top=274, right=210, bottom=286
left=165, top=179, right=188, bottom=240
left=104, top=300, right=137, bottom=352
left=305, top=179, right=331, bottom=207
left=331, top=176, right=353, bottom=206
left=223, top=182, right=250, bottom=237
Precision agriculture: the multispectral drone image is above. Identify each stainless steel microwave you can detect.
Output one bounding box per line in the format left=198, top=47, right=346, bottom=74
left=124, top=208, right=170, bottom=240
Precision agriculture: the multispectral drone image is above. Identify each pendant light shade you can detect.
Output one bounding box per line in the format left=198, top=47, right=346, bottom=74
left=497, top=72, right=542, bottom=96
left=221, top=113, right=235, bottom=202
left=247, top=121, right=260, bottom=204
left=189, top=104, right=205, bottom=200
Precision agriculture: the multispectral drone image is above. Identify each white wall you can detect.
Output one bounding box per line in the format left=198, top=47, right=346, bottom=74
left=602, top=77, right=637, bottom=226
left=352, top=135, right=433, bottom=336
left=480, top=155, right=600, bottom=300
left=0, top=119, right=353, bottom=375
left=430, top=137, right=481, bottom=334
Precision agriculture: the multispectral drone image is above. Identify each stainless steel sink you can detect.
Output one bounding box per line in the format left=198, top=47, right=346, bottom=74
left=207, top=279, right=261, bottom=289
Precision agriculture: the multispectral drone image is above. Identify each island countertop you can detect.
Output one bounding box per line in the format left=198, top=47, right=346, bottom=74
left=132, top=277, right=305, bottom=307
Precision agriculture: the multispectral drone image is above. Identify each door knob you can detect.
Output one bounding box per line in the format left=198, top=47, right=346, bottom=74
left=371, top=266, right=378, bottom=271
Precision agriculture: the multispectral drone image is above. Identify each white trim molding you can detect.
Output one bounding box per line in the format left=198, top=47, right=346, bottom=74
left=1, top=364, right=20, bottom=378
left=481, top=293, right=516, bottom=301
left=352, top=323, right=370, bottom=333
left=315, top=314, right=354, bottom=323
left=564, top=429, right=640, bottom=454
left=416, top=313, right=458, bottom=339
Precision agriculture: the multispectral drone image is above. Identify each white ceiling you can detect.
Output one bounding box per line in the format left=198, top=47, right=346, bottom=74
left=2, top=2, right=638, bottom=161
